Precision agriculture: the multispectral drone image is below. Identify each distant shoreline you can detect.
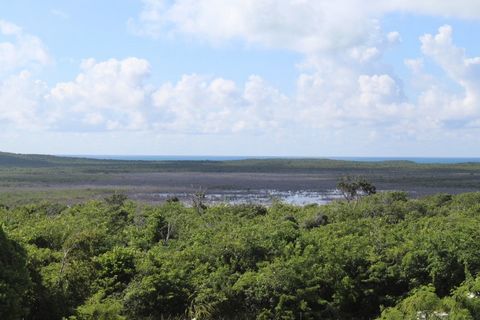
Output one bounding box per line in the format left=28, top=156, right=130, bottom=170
left=61, top=155, right=480, bottom=164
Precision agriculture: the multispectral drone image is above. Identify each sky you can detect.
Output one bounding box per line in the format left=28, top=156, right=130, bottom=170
left=1, top=1, right=480, bottom=156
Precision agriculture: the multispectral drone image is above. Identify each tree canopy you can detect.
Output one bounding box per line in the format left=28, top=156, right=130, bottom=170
left=1, top=191, right=480, bottom=319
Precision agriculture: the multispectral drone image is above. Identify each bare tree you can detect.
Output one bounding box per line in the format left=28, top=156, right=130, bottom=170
left=337, top=176, right=376, bottom=201
left=191, top=187, right=207, bottom=214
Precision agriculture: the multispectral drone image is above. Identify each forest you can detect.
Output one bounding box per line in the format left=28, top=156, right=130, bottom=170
left=2, top=189, right=480, bottom=319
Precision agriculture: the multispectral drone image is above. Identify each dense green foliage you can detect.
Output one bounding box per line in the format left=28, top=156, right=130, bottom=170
left=0, top=226, right=31, bottom=319
left=2, top=192, right=480, bottom=319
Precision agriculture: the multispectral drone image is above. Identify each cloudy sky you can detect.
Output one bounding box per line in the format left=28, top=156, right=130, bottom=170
left=1, top=1, right=480, bottom=156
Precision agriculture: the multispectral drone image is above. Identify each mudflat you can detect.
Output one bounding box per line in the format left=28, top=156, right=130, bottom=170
left=1, top=153, right=479, bottom=205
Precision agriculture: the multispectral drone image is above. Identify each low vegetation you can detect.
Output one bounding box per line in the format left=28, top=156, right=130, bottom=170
left=1, top=152, right=480, bottom=208
left=2, top=190, right=480, bottom=319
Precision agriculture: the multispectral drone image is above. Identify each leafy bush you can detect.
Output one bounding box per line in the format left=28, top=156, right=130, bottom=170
left=1, top=192, right=480, bottom=319
left=303, top=213, right=329, bottom=229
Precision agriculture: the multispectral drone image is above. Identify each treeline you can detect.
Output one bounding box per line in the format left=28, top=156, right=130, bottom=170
left=1, top=192, right=480, bottom=319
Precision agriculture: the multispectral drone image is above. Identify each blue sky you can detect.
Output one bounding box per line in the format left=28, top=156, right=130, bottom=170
left=1, top=1, right=480, bottom=156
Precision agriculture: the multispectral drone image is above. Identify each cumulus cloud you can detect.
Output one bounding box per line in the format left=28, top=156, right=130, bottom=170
left=1, top=20, right=479, bottom=147
left=0, top=71, right=49, bottom=129
left=295, top=64, right=411, bottom=131
left=45, top=58, right=290, bottom=134
left=125, top=0, right=480, bottom=140
left=42, top=61, right=291, bottom=134
left=48, top=58, right=152, bottom=130
left=152, top=74, right=290, bottom=133
left=38, top=24, right=472, bottom=137
left=418, top=25, right=480, bottom=121
left=358, top=74, right=401, bottom=106
left=0, top=19, right=50, bottom=73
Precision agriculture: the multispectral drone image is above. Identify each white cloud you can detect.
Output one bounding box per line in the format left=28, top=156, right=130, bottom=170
left=418, top=25, right=480, bottom=120
left=404, top=58, right=424, bottom=74
left=128, top=0, right=168, bottom=38
left=0, top=20, right=22, bottom=35
left=129, top=0, right=381, bottom=53
left=45, top=58, right=288, bottom=134
left=48, top=58, right=152, bottom=130
left=51, top=9, right=69, bottom=20
left=387, top=31, right=401, bottom=44
left=152, top=74, right=290, bottom=133
left=0, top=71, right=49, bottom=129
left=385, top=0, right=480, bottom=19
left=128, top=0, right=480, bottom=53
left=358, top=74, right=401, bottom=106
left=125, top=1, right=480, bottom=141
left=349, top=46, right=381, bottom=64
left=0, top=22, right=478, bottom=151
left=295, top=63, right=412, bottom=131
left=296, top=24, right=480, bottom=136
left=0, top=19, right=50, bottom=73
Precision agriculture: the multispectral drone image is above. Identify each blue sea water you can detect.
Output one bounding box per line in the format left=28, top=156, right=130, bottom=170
left=331, top=157, right=480, bottom=164
left=67, top=155, right=480, bottom=164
